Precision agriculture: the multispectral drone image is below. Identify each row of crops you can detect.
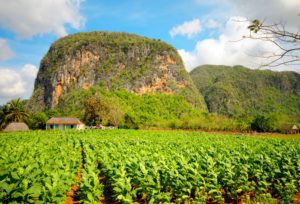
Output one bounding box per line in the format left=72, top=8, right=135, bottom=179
left=1, top=130, right=300, bottom=203
left=0, top=132, right=81, bottom=203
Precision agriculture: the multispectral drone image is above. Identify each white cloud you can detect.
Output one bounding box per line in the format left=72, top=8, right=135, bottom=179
left=0, top=38, right=14, bottom=61
left=205, top=19, right=220, bottom=29
left=226, top=0, right=300, bottom=29
left=0, top=0, right=85, bottom=38
left=170, top=19, right=201, bottom=38
left=179, top=17, right=285, bottom=71
left=0, top=69, right=25, bottom=98
left=187, top=0, right=300, bottom=72
left=178, top=49, right=199, bottom=71
left=195, top=0, right=300, bottom=27
left=186, top=0, right=300, bottom=72
left=21, top=64, right=38, bottom=80
left=0, top=64, right=38, bottom=105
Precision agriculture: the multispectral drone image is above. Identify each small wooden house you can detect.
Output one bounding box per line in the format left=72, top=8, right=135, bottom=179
left=3, top=122, right=29, bottom=132
left=46, top=117, right=85, bottom=130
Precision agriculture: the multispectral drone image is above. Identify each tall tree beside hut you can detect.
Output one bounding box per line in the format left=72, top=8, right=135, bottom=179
left=0, top=98, right=30, bottom=129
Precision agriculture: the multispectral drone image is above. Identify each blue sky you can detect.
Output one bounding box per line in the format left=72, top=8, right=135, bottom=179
left=1, top=0, right=225, bottom=67
left=0, top=0, right=299, bottom=104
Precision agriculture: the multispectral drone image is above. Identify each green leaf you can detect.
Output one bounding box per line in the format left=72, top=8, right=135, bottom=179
left=236, top=189, right=243, bottom=193
left=87, top=192, right=94, bottom=201
left=113, top=187, right=122, bottom=193
left=117, top=194, right=124, bottom=200
left=11, top=191, right=23, bottom=199
left=11, top=172, right=19, bottom=180
left=27, top=184, right=42, bottom=197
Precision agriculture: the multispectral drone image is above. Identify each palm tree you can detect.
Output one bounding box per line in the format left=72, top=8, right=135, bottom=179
left=2, top=98, right=29, bottom=127
left=0, top=104, right=10, bottom=129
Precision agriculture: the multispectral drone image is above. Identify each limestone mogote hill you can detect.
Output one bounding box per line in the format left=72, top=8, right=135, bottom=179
left=190, top=65, right=300, bottom=120
left=28, top=32, right=206, bottom=112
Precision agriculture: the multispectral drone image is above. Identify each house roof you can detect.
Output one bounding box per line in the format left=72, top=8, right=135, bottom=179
left=3, top=122, right=29, bottom=132
left=292, top=125, right=299, bottom=130
left=46, top=117, right=83, bottom=125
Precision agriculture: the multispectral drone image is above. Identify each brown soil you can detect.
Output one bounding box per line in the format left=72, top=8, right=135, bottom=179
left=145, top=127, right=300, bottom=138
left=294, top=192, right=300, bottom=204
left=64, top=146, right=84, bottom=204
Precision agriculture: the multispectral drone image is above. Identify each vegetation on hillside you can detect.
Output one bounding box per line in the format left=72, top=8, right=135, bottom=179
left=30, top=31, right=206, bottom=112
left=190, top=65, right=300, bottom=132
left=46, top=84, right=249, bottom=131
left=50, top=32, right=176, bottom=56
left=3, top=76, right=299, bottom=133
left=0, top=86, right=244, bottom=131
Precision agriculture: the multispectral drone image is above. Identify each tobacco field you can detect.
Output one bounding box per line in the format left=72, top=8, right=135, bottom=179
left=0, top=130, right=300, bottom=203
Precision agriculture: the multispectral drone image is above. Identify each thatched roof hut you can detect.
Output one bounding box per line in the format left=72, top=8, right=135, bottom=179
left=3, top=122, right=29, bottom=132
left=280, top=124, right=299, bottom=134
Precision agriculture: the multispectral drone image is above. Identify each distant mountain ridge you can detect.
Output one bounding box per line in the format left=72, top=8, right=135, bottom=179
left=190, top=65, right=300, bottom=121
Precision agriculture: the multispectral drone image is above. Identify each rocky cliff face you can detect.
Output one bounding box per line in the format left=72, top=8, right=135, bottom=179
left=29, top=32, right=206, bottom=111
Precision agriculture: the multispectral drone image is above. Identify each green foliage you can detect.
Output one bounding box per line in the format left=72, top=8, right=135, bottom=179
left=165, top=114, right=249, bottom=131
left=54, top=86, right=207, bottom=129
left=115, top=89, right=201, bottom=126
left=248, top=19, right=262, bottom=33
left=50, top=32, right=175, bottom=54
left=251, top=115, right=277, bottom=132
left=122, top=113, right=140, bottom=129
left=81, top=130, right=300, bottom=203
left=55, top=88, right=94, bottom=119
left=0, top=98, right=30, bottom=129
left=0, top=131, right=82, bottom=203
left=83, top=96, right=124, bottom=126
left=0, top=105, right=8, bottom=129
left=1, top=130, right=299, bottom=203
left=78, top=142, right=103, bottom=203
left=190, top=65, right=300, bottom=131
left=28, top=112, right=49, bottom=130
left=30, top=31, right=206, bottom=113
left=46, top=86, right=255, bottom=131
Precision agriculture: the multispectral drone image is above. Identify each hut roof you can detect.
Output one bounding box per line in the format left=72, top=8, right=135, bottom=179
left=292, top=125, right=299, bottom=130
left=46, top=117, right=83, bottom=125
left=3, top=122, right=29, bottom=132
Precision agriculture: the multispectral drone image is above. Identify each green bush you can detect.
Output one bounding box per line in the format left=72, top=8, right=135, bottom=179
left=251, top=115, right=277, bottom=132
left=29, top=112, right=49, bottom=130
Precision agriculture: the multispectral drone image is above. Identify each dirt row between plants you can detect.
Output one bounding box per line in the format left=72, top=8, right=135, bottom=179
left=63, top=143, right=118, bottom=204
left=64, top=145, right=84, bottom=204
left=63, top=141, right=300, bottom=204
left=98, top=163, right=120, bottom=204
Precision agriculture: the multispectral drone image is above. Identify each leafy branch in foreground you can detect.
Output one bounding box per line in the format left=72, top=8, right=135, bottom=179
left=246, top=17, right=300, bottom=67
